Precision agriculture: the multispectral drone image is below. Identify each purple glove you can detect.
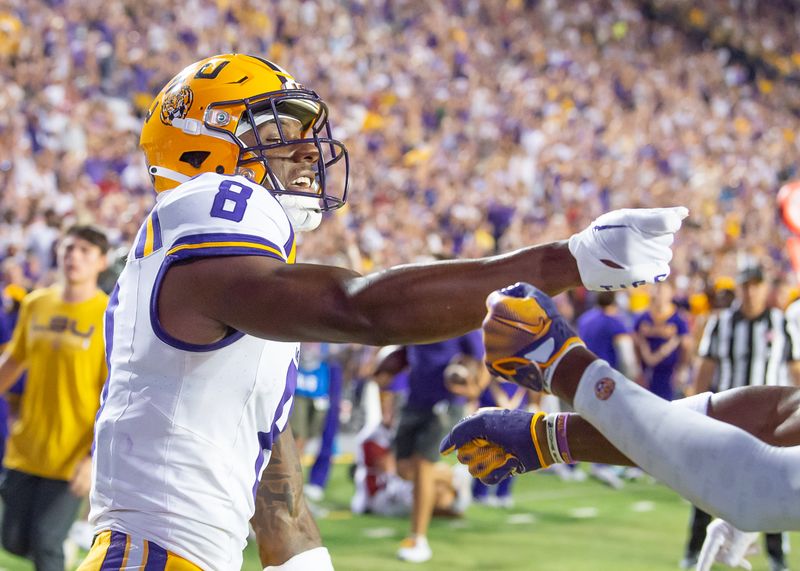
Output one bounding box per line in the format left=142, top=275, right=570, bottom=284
left=483, top=282, right=584, bottom=392
left=440, top=408, right=546, bottom=485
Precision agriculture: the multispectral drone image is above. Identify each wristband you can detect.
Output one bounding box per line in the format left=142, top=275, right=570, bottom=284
left=543, top=413, right=574, bottom=464
left=555, top=413, right=574, bottom=464
left=544, top=413, right=563, bottom=465
left=263, top=547, right=334, bottom=571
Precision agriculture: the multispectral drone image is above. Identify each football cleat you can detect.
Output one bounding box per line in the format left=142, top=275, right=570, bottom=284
left=482, top=282, right=584, bottom=392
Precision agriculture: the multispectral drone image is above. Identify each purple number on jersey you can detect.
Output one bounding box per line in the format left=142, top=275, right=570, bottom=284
left=210, top=180, right=253, bottom=222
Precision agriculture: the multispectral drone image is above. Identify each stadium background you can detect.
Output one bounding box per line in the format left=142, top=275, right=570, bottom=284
left=1, top=0, right=800, bottom=569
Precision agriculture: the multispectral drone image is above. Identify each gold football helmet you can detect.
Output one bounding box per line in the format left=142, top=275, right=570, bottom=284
left=140, top=54, right=348, bottom=211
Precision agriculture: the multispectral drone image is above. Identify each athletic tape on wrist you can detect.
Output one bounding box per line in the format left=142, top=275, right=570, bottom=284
left=542, top=342, right=584, bottom=393
left=263, top=547, right=334, bottom=571
left=544, top=414, right=564, bottom=465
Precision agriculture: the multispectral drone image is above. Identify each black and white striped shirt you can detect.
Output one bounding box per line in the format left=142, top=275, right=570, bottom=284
left=698, top=305, right=800, bottom=390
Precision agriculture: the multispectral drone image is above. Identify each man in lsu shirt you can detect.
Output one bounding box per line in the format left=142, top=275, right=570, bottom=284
left=0, top=225, right=109, bottom=571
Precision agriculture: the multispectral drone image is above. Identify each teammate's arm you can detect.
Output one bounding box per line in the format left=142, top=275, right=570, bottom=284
left=446, top=284, right=800, bottom=530
left=542, top=385, right=800, bottom=468
left=0, top=352, right=25, bottom=395
left=252, top=424, right=328, bottom=568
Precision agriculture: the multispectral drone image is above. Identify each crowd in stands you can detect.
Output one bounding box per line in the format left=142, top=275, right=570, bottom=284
left=0, top=0, right=798, bottom=295
left=1, top=2, right=800, bottom=567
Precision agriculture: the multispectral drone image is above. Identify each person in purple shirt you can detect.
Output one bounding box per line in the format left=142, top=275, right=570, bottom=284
left=375, top=331, right=487, bottom=563
left=634, top=282, right=691, bottom=401
left=577, top=291, right=639, bottom=378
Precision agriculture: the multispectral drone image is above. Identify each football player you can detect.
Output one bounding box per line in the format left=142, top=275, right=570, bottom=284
left=79, top=54, right=687, bottom=571
left=441, top=283, right=800, bottom=557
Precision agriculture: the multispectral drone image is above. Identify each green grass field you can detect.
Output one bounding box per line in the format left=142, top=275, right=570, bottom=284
left=0, top=464, right=796, bottom=570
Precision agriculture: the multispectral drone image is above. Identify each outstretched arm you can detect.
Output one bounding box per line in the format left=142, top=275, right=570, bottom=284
left=563, top=353, right=800, bottom=531
left=164, top=241, right=580, bottom=346
left=160, top=208, right=686, bottom=347
left=252, top=425, right=324, bottom=567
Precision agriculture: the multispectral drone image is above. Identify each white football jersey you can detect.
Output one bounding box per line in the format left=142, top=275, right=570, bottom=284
left=91, top=173, right=299, bottom=570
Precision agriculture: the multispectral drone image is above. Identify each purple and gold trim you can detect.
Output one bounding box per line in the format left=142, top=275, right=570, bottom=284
left=165, top=232, right=287, bottom=262
left=251, top=360, right=298, bottom=498
left=92, top=284, right=120, bottom=456
left=86, top=530, right=193, bottom=571
left=134, top=211, right=165, bottom=259
left=150, top=233, right=287, bottom=352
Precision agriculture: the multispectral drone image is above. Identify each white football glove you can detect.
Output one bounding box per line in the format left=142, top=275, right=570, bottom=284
left=695, top=519, right=759, bottom=571
left=568, top=207, right=689, bottom=291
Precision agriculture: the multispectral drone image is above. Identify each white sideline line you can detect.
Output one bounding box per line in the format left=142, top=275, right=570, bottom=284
left=363, top=527, right=397, bottom=539
left=512, top=487, right=607, bottom=503
left=507, top=513, right=537, bottom=525
left=631, top=501, right=655, bottom=512
left=569, top=507, right=599, bottom=519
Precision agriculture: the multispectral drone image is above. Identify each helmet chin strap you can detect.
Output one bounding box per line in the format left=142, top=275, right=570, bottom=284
left=238, top=166, right=323, bottom=232
left=276, top=194, right=322, bottom=232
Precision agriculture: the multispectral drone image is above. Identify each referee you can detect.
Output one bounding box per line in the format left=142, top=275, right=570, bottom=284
left=681, top=264, right=800, bottom=571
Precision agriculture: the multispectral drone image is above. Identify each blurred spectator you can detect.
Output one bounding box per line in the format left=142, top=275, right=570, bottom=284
left=350, top=421, right=471, bottom=520
left=374, top=334, right=486, bottom=564
left=0, top=226, right=108, bottom=571
left=633, top=282, right=692, bottom=400
left=577, top=292, right=640, bottom=380
left=292, top=343, right=334, bottom=457
left=303, top=345, right=348, bottom=503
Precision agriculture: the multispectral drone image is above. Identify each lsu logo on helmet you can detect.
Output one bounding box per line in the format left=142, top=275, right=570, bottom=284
left=160, top=84, right=194, bottom=126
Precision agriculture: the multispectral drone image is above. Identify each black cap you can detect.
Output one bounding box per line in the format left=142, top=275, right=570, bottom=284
left=737, top=265, right=764, bottom=285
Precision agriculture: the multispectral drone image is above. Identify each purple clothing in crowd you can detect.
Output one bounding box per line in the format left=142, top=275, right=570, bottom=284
left=577, top=308, right=630, bottom=371
left=635, top=310, right=689, bottom=401
left=405, top=330, right=483, bottom=411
